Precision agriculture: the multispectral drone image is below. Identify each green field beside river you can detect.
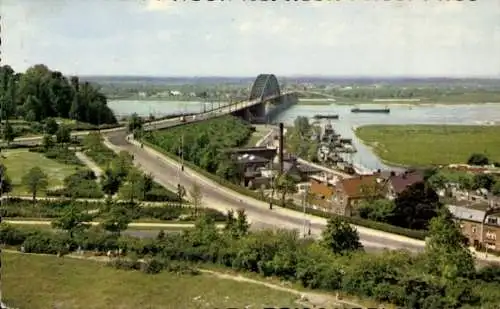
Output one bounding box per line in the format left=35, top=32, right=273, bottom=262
left=355, top=124, right=500, bottom=166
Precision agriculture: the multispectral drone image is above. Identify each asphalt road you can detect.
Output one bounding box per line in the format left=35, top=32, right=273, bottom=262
left=7, top=104, right=426, bottom=252
left=106, top=126, right=425, bottom=252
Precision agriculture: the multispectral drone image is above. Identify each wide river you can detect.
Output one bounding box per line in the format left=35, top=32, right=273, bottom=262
left=108, top=100, right=500, bottom=171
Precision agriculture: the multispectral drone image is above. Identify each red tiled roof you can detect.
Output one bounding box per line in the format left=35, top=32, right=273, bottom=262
left=388, top=171, right=424, bottom=194
left=338, top=175, right=382, bottom=198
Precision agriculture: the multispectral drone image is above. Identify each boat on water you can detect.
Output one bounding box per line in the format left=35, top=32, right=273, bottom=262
left=351, top=107, right=390, bottom=114
left=313, top=114, right=339, bottom=120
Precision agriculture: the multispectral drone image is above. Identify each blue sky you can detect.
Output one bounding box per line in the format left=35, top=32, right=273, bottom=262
left=2, top=0, right=500, bottom=77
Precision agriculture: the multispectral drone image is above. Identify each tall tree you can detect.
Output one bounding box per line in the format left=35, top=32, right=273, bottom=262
left=141, top=173, right=154, bottom=199
left=176, top=184, right=186, bottom=207
left=21, top=166, right=49, bottom=203
left=0, top=163, right=13, bottom=197
left=424, top=211, right=475, bottom=280
left=390, top=181, right=441, bottom=230
left=127, top=113, right=143, bottom=133
left=2, top=121, right=15, bottom=145
left=190, top=182, right=203, bottom=217
left=55, top=124, right=71, bottom=145
left=274, top=174, right=297, bottom=206
left=120, top=169, right=143, bottom=203
left=51, top=203, right=91, bottom=238
left=44, top=118, right=59, bottom=135
left=321, top=216, right=362, bottom=254
left=100, top=205, right=131, bottom=236
left=101, top=168, right=121, bottom=197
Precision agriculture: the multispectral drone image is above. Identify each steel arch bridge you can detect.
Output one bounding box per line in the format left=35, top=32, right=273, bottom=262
left=249, top=74, right=281, bottom=101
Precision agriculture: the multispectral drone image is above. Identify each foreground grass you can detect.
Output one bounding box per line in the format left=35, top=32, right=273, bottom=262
left=3, top=252, right=301, bottom=309
left=355, top=125, right=500, bottom=166
left=2, top=149, right=81, bottom=194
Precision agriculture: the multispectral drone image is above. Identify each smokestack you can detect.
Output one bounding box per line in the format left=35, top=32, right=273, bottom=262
left=279, top=122, right=284, bottom=174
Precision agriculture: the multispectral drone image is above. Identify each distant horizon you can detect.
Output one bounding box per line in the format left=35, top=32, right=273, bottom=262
left=80, top=74, right=500, bottom=80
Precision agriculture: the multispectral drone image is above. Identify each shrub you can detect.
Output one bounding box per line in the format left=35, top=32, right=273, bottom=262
left=43, top=146, right=83, bottom=166
left=1, top=198, right=98, bottom=219
left=108, top=258, right=141, bottom=271
left=21, top=230, right=72, bottom=255
left=46, top=170, right=104, bottom=199
left=143, top=184, right=180, bottom=202
left=140, top=257, right=165, bottom=274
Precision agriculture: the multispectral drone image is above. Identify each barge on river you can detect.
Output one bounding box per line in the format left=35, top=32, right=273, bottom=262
left=351, top=107, right=390, bottom=114
left=313, top=114, right=339, bottom=120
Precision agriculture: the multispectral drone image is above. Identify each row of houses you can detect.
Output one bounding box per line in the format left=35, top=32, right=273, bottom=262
left=307, top=170, right=425, bottom=216
left=229, top=146, right=500, bottom=252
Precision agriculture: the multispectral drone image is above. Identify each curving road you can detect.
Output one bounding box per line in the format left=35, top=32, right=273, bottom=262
left=7, top=99, right=500, bottom=263
left=105, top=112, right=426, bottom=252
left=7, top=100, right=429, bottom=251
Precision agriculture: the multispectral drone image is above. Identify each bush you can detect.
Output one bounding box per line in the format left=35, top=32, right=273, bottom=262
left=1, top=198, right=98, bottom=219
left=108, top=258, right=141, bottom=271
left=2, top=221, right=497, bottom=308
left=0, top=223, right=35, bottom=245
left=140, top=139, right=428, bottom=240
left=21, top=230, right=72, bottom=255
left=143, top=184, right=180, bottom=202
left=46, top=170, right=104, bottom=199
left=43, top=146, right=83, bottom=166
left=140, top=258, right=165, bottom=274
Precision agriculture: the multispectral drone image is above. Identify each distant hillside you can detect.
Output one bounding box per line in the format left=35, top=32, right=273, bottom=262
left=81, top=75, right=500, bottom=88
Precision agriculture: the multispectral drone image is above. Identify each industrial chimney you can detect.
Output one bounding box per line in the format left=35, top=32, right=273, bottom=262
left=279, top=122, right=284, bottom=174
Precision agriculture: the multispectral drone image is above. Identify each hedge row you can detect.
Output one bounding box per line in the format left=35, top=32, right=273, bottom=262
left=28, top=145, right=84, bottom=166
left=1, top=198, right=98, bottom=219
left=140, top=139, right=428, bottom=240
left=0, top=223, right=494, bottom=309
left=1, top=197, right=225, bottom=222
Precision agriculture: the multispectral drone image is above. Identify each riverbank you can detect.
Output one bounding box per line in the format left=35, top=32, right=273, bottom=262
left=354, top=124, right=500, bottom=167
left=297, top=100, right=500, bottom=107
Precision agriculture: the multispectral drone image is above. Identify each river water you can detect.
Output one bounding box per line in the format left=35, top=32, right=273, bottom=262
left=108, top=100, right=500, bottom=171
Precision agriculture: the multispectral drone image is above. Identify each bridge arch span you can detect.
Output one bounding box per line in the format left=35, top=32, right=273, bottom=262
left=249, top=74, right=281, bottom=101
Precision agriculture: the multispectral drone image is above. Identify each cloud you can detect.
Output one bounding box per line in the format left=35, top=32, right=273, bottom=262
left=1, top=0, right=499, bottom=77
left=143, top=0, right=173, bottom=12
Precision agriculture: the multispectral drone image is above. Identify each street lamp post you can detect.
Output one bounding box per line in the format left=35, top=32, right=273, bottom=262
left=301, top=187, right=310, bottom=237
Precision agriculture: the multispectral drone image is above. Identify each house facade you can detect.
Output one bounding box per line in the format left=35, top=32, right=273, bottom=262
left=333, top=175, right=386, bottom=216
left=448, top=205, right=500, bottom=251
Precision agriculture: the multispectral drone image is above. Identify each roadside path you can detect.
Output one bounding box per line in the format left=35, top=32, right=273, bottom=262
left=124, top=134, right=424, bottom=250
left=75, top=151, right=104, bottom=181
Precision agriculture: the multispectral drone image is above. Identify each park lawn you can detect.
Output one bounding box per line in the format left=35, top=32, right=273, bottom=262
left=2, top=149, right=81, bottom=195
left=355, top=125, right=500, bottom=166
left=3, top=253, right=300, bottom=309
left=244, top=125, right=272, bottom=147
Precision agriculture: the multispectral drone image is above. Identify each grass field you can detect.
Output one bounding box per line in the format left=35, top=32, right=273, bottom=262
left=2, top=149, right=81, bottom=194
left=297, top=99, right=334, bottom=105
left=355, top=125, right=500, bottom=166
left=244, top=125, right=272, bottom=147
left=3, top=253, right=301, bottom=309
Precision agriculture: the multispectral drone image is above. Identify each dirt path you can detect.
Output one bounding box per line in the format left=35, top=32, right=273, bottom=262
left=2, top=249, right=369, bottom=309
left=75, top=151, right=104, bottom=181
